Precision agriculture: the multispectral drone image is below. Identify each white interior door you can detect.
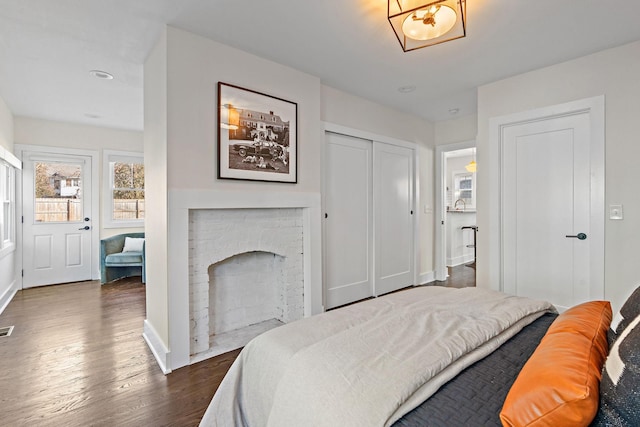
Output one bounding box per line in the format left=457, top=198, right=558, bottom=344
left=374, top=142, right=414, bottom=296
left=324, top=132, right=373, bottom=309
left=502, top=111, right=600, bottom=309
left=22, top=152, right=93, bottom=287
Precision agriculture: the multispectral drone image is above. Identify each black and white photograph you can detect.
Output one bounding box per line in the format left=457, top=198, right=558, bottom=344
left=217, top=82, right=297, bottom=183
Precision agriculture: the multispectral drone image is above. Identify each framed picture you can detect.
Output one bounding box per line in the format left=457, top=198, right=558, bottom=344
left=217, top=82, right=297, bottom=183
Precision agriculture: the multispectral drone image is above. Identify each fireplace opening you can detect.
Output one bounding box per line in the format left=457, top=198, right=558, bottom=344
left=208, top=251, right=286, bottom=348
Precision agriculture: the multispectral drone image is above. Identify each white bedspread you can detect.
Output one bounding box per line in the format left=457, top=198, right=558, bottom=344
left=200, top=286, right=554, bottom=427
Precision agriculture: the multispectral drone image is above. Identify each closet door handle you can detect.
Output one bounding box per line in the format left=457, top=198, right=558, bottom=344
left=565, top=233, right=587, bottom=240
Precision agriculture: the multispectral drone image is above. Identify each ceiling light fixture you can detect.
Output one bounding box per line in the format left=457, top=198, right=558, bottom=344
left=89, top=70, right=114, bottom=80
left=388, top=0, right=467, bottom=52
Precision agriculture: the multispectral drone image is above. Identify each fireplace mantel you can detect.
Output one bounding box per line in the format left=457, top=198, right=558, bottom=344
left=165, top=190, right=324, bottom=371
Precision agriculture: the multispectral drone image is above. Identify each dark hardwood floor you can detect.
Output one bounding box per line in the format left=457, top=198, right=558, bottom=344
left=0, top=278, right=239, bottom=427
left=0, top=269, right=473, bottom=426
left=437, top=263, right=477, bottom=288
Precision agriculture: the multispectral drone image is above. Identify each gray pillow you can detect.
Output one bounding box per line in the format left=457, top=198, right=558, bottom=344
left=607, top=285, right=640, bottom=347
left=616, top=286, right=640, bottom=335
left=591, top=313, right=640, bottom=426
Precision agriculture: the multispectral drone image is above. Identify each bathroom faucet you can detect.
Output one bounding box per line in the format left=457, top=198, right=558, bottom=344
left=454, top=199, right=466, bottom=211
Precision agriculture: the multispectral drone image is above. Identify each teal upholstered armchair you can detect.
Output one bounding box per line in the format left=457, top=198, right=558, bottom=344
left=100, top=233, right=145, bottom=284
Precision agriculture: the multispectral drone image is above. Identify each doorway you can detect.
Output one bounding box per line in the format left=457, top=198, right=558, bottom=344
left=435, top=140, right=476, bottom=284
left=16, top=145, right=100, bottom=288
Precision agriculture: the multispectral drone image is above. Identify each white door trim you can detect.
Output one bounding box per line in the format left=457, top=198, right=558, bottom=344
left=435, top=139, right=476, bottom=281
left=487, top=96, right=605, bottom=298
left=15, top=144, right=101, bottom=287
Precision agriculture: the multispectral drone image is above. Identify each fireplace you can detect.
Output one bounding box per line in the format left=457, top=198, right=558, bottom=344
left=189, top=208, right=304, bottom=362
left=161, top=189, right=322, bottom=371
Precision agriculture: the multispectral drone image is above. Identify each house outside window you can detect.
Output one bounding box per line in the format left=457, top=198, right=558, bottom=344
left=103, top=150, right=144, bottom=228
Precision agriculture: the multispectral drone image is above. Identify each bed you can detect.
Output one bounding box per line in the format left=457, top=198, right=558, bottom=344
left=200, top=285, right=640, bottom=427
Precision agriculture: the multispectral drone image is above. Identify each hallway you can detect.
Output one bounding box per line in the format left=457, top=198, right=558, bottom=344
left=438, top=264, right=476, bottom=288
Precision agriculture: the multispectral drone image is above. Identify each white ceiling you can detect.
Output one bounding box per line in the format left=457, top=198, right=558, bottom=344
left=2, top=0, right=640, bottom=131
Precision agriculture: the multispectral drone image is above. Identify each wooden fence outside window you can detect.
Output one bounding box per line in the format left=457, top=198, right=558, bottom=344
left=112, top=199, right=145, bottom=220
left=35, top=198, right=145, bottom=222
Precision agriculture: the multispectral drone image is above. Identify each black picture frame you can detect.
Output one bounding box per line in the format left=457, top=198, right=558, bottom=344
left=217, top=82, right=297, bottom=183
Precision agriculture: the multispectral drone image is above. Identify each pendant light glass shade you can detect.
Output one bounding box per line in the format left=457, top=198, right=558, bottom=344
left=465, top=160, right=476, bottom=172
left=465, top=147, right=476, bottom=172
left=389, top=0, right=466, bottom=52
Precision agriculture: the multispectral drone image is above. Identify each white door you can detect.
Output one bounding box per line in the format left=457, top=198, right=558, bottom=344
left=502, top=111, right=601, bottom=309
left=324, top=132, right=373, bottom=309
left=22, top=152, right=93, bottom=287
left=374, top=142, right=414, bottom=296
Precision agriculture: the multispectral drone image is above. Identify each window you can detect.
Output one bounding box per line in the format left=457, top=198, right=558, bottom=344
left=0, top=155, right=18, bottom=258
left=453, top=171, right=475, bottom=209
left=103, top=150, right=144, bottom=228
left=33, top=160, right=84, bottom=222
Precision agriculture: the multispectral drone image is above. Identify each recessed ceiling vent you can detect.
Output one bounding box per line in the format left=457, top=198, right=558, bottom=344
left=0, top=326, right=14, bottom=337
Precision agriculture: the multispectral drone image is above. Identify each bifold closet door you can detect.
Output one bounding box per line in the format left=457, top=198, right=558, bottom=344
left=324, top=132, right=373, bottom=309
left=373, top=142, right=414, bottom=296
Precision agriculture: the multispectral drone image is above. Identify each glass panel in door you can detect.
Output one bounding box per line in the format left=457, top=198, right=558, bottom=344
left=34, top=161, right=83, bottom=223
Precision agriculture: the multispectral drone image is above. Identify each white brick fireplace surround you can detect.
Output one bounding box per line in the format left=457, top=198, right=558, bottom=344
left=189, top=208, right=304, bottom=362
left=165, top=190, right=323, bottom=371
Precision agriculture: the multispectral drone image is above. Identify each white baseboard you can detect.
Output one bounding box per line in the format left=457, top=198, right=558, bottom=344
left=447, top=254, right=475, bottom=267
left=143, top=319, right=172, bottom=375
left=0, top=282, right=17, bottom=315
left=418, top=271, right=435, bottom=285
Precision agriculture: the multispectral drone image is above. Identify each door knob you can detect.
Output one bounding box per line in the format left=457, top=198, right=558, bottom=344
left=78, top=226, right=90, bottom=230
left=565, top=233, right=587, bottom=240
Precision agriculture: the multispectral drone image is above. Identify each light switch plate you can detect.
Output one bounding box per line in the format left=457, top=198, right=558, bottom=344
left=610, top=204, right=623, bottom=220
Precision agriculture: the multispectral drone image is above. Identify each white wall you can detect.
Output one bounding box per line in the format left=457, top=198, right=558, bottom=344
left=417, top=144, right=435, bottom=280
left=0, top=96, right=13, bottom=153
left=0, top=95, right=16, bottom=313
left=435, top=113, right=477, bottom=146
left=476, top=40, right=640, bottom=312
left=143, top=27, right=170, bottom=367
left=14, top=117, right=144, bottom=238
left=167, top=27, right=321, bottom=193
left=321, top=85, right=434, bottom=145
left=143, top=26, right=440, bottom=369
left=143, top=27, right=324, bottom=369
left=321, top=85, right=436, bottom=280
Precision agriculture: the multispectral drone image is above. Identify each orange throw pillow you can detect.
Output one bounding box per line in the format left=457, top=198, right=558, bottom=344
left=500, top=300, right=612, bottom=427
